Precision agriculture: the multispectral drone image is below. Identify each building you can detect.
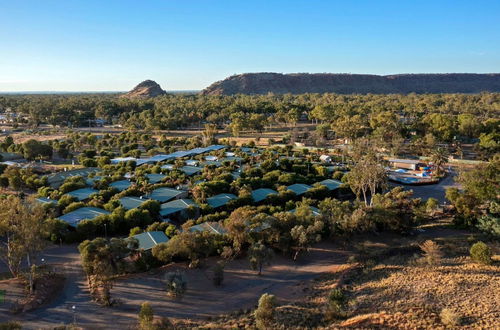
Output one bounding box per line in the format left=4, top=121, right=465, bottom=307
left=319, top=155, right=332, bottom=163
left=188, top=222, right=228, bottom=235
left=160, top=199, right=199, bottom=220
left=58, top=207, right=110, bottom=227
left=110, top=180, right=132, bottom=192
left=65, top=188, right=99, bottom=201
left=129, top=231, right=169, bottom=251
left=146, top=173, right=166, bottom=184
left=318, top=179, right=342, bottom=191
left=119, top=196, right=149, bottom=210
left=287, top=183, right=312, bottom=196
left=251, top=188, right=278, bottom=203
left=207, top=193, right=237, bottom=209
left=388, top=158, right=423, bottom=171
left=148, top=187, right=188, bottom=203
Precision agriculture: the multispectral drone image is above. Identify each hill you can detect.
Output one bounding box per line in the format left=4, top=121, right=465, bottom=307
left=201, top=73, right=500, bottom=95
left=121, top=80, right=167, bottom=98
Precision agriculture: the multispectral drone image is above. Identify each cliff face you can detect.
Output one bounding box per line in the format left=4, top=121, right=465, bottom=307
left=201, top=73, right=500, bottom=95
left=121, top=80, right=167, bottom=98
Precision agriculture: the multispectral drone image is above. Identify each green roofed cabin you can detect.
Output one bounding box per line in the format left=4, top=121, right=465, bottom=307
left=119, top=196, right=148, bottom=210
left=110, top=180, right=132, bottom=192
left=36, top=197, right=57, bottom=205
left=207, top=193, right=237, bottom=209
left=46, top=167, right=99, bottom=188
left=130, top=231, right=169, bottom=251
left=160, top=199, right=198, bottom=220
left=188, top=222, right=228, bottom=235
left=180, top=165, right=202, bottom=176
left=65, top=187, right=99, bottom=201
left=287, top=183, right=312, bottom=196
left=58, top=207, right=110, bottom=227
left=319, top=179, right=342, bottom=191
left=251, top=188, right=278, bottom=203
left=148, top=187, right=188, bottom=203
left=146, top=173, right=166, bottom=184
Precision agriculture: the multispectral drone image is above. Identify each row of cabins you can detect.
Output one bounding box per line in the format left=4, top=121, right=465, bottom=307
left=49, top=179, right=343, bottom=228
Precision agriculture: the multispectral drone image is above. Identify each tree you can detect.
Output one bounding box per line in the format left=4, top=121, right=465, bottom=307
left=22, top=139, right=53, bottom=161
left=138, top=302, right=155, bottom=330
left=201, top=123, right=218, bottom=146
left=430, top=147, right=449, bottom=177
left=346, top=155, right=387, bottom=206
left=0, top=196, right=48, bottom=293
left=255, top=293, right=276, bottom=330
left=164, top=271, right=187, bottom=298
left=248, top=241, right=273, bottom=275
left=78, top=237, right=134, bottom=305
left=290, top=219, right=323, bottom=260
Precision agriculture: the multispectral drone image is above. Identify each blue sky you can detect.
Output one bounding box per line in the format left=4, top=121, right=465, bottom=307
left=1, top=0, right=499, bottom=91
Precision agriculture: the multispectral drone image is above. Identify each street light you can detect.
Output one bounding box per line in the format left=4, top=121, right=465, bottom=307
left=72, top=305, right=76, bottom=325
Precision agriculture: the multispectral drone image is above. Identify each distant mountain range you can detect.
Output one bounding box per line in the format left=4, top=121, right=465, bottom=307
left=201, top=73, right=500, bottom=95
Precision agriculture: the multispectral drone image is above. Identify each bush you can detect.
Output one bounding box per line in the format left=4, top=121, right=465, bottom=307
left=0, top=322, right=22, bottom=330
left=138, top=302, right=154, bottom=330
left=255, top=293, right=276, bottom=330
left=326, top=288, right=347, bottom=320
left=440, top=308, right=461, bottom=326
left=165, top=271, right=187, bottom=298
left=419, top=240, right=443, bottom=266
left=477, top=214, right=500, bottom=238
left=470, top=241, right=492, bottom=265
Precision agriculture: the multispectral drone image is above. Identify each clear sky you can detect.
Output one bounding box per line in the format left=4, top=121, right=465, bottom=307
left=1, top=0, right=499, bottom=91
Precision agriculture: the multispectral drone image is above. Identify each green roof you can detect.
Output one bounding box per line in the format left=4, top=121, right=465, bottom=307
left=207, top=193, right=237, bottom=208
left=146, top=173, right=166, bottom=184
left=251, top=188, right=277, bottom=203
left=287, top=183, right=312, bottom=196
left=119, top=196, right=148, bottom=210
left=130, top=231, right=169, bottom=251
left=66, top=187, right=99, bottom=201
left=59, top=207, right=110, bottom=227
left=36, top=197, right=57, bottom=205
left=148, top=187, right=187, bottom=203
left=189, top=222, right=227, bottom=235
left=46, top=167, right=99, bottom=188
left=180, top=165, right=202, bottom=176
left=160, top=199, right=198, bottom=217
left=319, top=179, right=342, bottom=191
left=110, top=180, right=132, bottom=191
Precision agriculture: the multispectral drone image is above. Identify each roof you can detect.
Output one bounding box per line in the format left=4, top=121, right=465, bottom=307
left=287, top=183, right=312, bottom=196
left=185, top=159, right=199, bottom=166
left=148, top=187, right=186, bottom=203
left=319, top=179, right=342, bottom=191
left=119, top=196, right=148, bottom=210
left=388, top=158, right=421, bottom=165
left=46, top=167, right=100, bottom=188
left=110, top=180, right=132, bottom=192
left=58, top=207, right=110, bottom=227
left=291, top=206, right=321, bottom=216
left=189, top=222, right=228, bottom=235
left=207, top=193, right=237, bottom=208
left=85, top=176, right=102, bottom=186
left=203, top=160, right=222, bottom=167
left=110, top=157, right=137, bottom=164
left=160, top=199, right=198, bottom=217
left=146, top=173, right=166, bottom=184
left=180, top=165, right=202, bottom=176
left=251, top=188, right=278, bottom=203
left=36, top=197, right=57, bottom=205
left=130, top=231, right=169, bottom=250
left=66, top=188, right=99, bottom=201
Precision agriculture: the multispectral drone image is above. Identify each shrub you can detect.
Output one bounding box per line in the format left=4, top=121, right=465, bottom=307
left=476, top=214, right=500, bottom=238
left=254, top=293, right=276, bottom=330
left=138, top=302, right=154, bottom=330
left=326, top=288, right=347, bottom=320
left=470, top=241, right=492, bottom=265
left=440, top=308, right=461, bottom=326
left=165, top=271, right=187, bottom=298
left=419, top=240, right=443, bottom=266
left=0, top=322, right=22, bottom=330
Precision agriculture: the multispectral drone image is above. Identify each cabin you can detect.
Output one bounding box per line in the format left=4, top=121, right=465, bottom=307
left=388, top=158, right=423, bottom=171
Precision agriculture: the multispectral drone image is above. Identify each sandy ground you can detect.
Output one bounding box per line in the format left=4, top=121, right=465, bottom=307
left=1, top=243, right=351, bottom=329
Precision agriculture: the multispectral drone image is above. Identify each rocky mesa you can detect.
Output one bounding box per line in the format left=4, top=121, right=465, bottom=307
left=121, top=80, right=167, bottom=98
left=201, top=72, right=500, bottom=95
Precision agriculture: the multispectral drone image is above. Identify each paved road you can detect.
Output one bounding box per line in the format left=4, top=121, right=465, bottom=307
left=391, top=168, right=460, bottom=203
